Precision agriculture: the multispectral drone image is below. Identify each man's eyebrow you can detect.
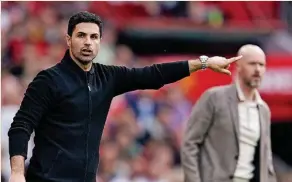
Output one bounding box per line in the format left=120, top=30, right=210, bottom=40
left=76, top=32, right=99, bottom=36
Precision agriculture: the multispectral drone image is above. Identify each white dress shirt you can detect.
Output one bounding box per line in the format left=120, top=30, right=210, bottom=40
left=233, top=82, right=264, bottom=180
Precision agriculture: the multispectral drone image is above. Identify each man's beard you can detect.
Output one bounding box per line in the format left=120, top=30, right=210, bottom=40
left=245, top=78, right=261, bottom=89
left=71, top=46, right=96, bottom=66
left=76, top=56, right=92, bottom=66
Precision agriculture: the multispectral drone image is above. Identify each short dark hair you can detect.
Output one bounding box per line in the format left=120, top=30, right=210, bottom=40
left=67, top=11, right=103, bottom=37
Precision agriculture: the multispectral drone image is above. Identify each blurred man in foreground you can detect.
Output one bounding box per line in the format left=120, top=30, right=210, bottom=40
left=181, top=44, right=277, bottom=182
left=8, top=11, right=241, bottom=182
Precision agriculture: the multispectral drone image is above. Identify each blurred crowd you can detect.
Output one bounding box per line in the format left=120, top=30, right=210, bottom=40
left=2, top=1, right=292, bottom=182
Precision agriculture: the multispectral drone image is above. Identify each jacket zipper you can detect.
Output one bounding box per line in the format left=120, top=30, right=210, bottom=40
left=84, top=72, right=91, bottom=182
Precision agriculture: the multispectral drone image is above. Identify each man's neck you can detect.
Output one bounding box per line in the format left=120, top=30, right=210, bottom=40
left=69, top=51, right=92, bottom=71
left=239, top=80, right=256, bottom=101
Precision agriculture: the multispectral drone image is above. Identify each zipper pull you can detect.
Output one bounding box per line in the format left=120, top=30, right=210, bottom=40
left=88, top=84, right=91, bottom=91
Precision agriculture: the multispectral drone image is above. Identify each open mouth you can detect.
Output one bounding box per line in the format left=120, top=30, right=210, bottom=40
left=81, top=49, right=92, bottom=55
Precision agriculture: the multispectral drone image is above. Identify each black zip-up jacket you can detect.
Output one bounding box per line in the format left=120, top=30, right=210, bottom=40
left=8, top=50, right=190, bottom=182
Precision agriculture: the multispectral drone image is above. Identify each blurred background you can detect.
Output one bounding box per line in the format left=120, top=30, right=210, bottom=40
left=1, top=1, right=292, bottom=182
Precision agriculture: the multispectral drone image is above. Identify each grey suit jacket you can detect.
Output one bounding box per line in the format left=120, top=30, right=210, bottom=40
left=181, top=84, right=277, bottom=182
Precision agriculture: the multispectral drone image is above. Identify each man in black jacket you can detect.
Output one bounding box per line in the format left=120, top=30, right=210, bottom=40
left=8, top=11, right=242, bottom=182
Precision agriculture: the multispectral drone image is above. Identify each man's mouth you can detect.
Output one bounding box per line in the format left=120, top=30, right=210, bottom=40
left=252, top=75, right=261, bottom=79
left=81, top=49, right=92, bottom=55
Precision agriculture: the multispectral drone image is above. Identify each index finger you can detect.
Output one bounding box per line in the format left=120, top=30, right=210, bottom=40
left=227, top=55, right=242, bottom=64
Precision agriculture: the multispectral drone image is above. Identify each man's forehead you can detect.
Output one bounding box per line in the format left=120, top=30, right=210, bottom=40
left=74, top=23, right=100, bottom=34
left=243, top=53, right=266, bottom=62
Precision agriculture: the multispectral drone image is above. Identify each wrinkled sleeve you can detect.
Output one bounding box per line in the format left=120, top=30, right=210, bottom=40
left=181, top=89, right=215, bottom=182
left=8, top=70, right=56, bottom=159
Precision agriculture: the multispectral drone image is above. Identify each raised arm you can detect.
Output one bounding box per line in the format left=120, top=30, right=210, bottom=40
left=112, top=56, right=242, bottom=96
left=112, top=60, right=190, bottom=96
left=8, top=70, right=56, bottom=181
left=181, top=89, right=215, bottom=182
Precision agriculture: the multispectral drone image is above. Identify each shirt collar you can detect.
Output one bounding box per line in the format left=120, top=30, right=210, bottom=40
left=235, top=80, right=264, bottom=105
left=61, top=49, right=95, bottom=75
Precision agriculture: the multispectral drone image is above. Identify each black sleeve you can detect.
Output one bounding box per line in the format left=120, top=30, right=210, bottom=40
left=8, top=70, right=56, bottom=159
left=111, top=60, right=190, bottom=96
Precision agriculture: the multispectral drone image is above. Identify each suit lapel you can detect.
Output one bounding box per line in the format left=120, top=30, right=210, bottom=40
left=258, top=105, right=268, bottom=157
left=258, top=105, right=268, bottom=182
left=258, top=105, right=267, bottom=137
left=228, top=84, right=240, bottom=149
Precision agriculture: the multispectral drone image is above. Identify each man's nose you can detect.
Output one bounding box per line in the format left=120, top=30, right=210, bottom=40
left=255, top=64, right=261, bottom=71
left=84, top=36, right=92, bottom=46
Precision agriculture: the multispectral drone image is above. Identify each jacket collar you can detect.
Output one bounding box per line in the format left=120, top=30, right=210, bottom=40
left=61, top=49, right=95, bottom=75
left=235, top=80, right=264, bottom=105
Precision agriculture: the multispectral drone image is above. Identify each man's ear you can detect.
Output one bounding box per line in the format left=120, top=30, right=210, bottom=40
left=66, top=34, right=71, bottom=47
